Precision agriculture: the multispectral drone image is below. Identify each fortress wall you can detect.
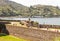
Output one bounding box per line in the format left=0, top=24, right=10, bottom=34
left=6, top=25, right=60, bottom=41
left=39, top=24, right=60, bottom=29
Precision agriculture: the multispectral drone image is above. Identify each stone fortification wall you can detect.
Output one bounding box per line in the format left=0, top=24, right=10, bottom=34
left=6, top=25, right=60, bottom=41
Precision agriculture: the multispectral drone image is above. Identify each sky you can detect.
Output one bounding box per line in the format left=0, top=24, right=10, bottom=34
left=10, top=0, right=60, bottom=7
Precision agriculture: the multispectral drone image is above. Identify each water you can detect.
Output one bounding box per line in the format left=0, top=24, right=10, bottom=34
left=30, top=18, right=60, bottom=25
left=0, top=17, right=60, bottom=25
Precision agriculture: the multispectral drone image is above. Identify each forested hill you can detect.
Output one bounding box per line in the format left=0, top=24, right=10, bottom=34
left=0, top=0, right=60, bottom=17
left=30, top=5, right=60, bottom=17
left=0, top=0, right=29, bottom=17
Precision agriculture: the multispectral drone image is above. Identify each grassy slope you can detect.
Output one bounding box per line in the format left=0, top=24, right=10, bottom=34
left=0, top=34, right=28, bottom=41
left=54, top=37, right=60, bottom=41
left=0, top=33, right=60, bottom=41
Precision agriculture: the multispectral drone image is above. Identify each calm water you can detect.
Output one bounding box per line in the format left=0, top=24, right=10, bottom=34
left=0, top=17, right=60, bottom=25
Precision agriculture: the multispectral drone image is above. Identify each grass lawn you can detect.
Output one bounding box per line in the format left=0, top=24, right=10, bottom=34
left=54, top=37, right=60, bottom=41
left=0, top=33, right=29, bottom=41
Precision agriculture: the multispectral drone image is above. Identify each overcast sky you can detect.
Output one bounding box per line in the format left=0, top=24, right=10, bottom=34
left=10, top=0, right=60, bottom=7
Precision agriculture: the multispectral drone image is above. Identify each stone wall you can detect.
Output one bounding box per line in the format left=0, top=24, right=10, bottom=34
left=6, top=25, right=60, bottom=41
left=39, top=24, right=60, bottom=29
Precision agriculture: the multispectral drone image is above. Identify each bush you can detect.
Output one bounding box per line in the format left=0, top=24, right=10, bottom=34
left=33, top=21, right=39, bottom=27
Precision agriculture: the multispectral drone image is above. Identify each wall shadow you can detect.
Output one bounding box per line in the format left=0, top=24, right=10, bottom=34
left=0, top=33, right=7, bottom=37
left=0, top=22, right=9, bottom=36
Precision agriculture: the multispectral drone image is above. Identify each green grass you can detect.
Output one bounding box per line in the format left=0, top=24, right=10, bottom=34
left=54, top=37, right=60, bottom=41
left=0, top=33, right=29, bottom=41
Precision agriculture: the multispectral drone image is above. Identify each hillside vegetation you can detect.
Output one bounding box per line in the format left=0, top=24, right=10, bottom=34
left=0, top=0, right=29, bottom=17
left=0, top=0, right=60, bottom=17
left=0, top=33, right=28, bottom=41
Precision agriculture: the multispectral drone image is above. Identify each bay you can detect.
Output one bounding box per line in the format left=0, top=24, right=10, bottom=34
left=0, top=17, right=60, bottom=25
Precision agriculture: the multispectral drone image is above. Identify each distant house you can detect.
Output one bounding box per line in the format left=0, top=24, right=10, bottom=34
left=54, top=13, right=57, bottom=15
left=18, top=15, right=22, bottom=17
left=32, top=16, right=43, bottom=18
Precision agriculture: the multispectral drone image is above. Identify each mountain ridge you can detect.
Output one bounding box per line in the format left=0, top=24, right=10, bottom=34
left=0, top=0, right=60, bottom=17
